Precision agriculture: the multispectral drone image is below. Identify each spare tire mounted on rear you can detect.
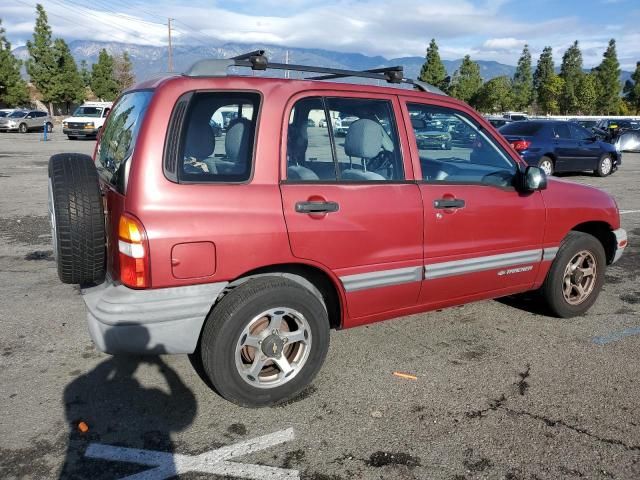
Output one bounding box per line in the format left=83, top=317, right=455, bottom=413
left=48, top=153, right=106, bottom=285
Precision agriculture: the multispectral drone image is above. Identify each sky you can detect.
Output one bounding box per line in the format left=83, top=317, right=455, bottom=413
left=2, top=0, right=640, bottom=69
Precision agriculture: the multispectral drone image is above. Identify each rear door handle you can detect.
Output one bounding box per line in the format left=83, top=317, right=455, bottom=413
left=295, top=201, right=339, bottom=214
left=434, top=198, right=465, bottom=209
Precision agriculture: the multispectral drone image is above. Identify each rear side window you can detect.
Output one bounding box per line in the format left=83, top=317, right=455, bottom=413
left=96, top=91, right=153, bottom=192
left=499, top=122, right=542, bottom=136
left=179, top=92, right=260, bottom=183
left=553, top=123, right=571, bottom=139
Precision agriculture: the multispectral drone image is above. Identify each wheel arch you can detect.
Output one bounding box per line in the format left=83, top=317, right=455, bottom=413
left=218, top=263, right=345, bottom=330
left=570, top=221, right=617, bottom=264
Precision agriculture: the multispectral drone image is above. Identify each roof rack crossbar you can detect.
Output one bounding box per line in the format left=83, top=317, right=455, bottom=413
left=185, top=50, right=447, bottom=95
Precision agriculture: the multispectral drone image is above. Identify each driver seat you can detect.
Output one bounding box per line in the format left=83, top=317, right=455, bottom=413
left=341, top=119, right=388, bottom=180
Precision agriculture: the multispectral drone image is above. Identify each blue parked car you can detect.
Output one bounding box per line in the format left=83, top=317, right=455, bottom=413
left=498, top=120, right=620, bottom=177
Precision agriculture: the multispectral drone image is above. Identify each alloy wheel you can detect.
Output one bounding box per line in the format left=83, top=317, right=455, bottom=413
left=562, top=250, right=597, bottom=305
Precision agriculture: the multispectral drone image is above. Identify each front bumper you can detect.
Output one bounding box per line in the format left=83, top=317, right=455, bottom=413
left=82, top=279, right=228, bottom=354
left=64, top=127, right=99, bottom=136
left=612, top=228, right=627, bottom=264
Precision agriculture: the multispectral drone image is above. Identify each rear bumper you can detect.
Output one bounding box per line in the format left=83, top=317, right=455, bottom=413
left=612, top=228, right=627, bottom=264
left=82, top=279, right=228, bottom=354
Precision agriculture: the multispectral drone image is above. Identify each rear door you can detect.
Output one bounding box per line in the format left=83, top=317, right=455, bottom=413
left=280, top=93, right=423, bottom=324
left=552, top=122, right=581, bottom=171
left=401, top=99, right=545, bottom=306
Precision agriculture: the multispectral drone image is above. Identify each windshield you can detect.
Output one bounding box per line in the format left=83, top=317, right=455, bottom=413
left=73, top=106, right=103, bottom=117
left=8, top=111, right=27, bottom=118
left=95, top=91, right=153, bottom=193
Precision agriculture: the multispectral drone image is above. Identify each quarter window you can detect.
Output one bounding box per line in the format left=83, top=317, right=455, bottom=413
left=407, top=103, right=516, bottom=187
left=179, top=92, right=260, bottom=183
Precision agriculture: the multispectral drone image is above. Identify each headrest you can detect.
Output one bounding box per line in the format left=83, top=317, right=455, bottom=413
left=344, top=119, right=393, bottom=158
left=225, top=117, right=252, bottom=162
left=184, top=121, right=215, bottom=160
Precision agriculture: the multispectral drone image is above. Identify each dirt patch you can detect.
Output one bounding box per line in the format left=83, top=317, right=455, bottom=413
left=25, top=250, right=53, bottom=261
left=366, top=451, right=420, bottom=468
left=620, top=293, right=640, bottom=304
left=226, top=423, right=247, bottom=436
left=0, top=216, right=50, bottom=245
left=282, top=449, right=305, bottom=469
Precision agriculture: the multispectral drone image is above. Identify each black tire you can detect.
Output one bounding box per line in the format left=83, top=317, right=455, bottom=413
left=595, top=154, right=613, bottom=177
left=540, top=231, right=606, bottom=318
left=198, top=276, right=330, bottom=407
left=19, top=123, right=27, bottom=133
left=46, top=122, right=53, bottom=133
left=538, top=156, right=554, bottom=176
left=48, top=153, right=106, bottom=285
left=67, top=135, right=77, bottom=140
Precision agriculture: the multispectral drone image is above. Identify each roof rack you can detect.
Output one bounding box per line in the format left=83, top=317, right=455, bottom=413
left=185, top=50, right=447, bottom=95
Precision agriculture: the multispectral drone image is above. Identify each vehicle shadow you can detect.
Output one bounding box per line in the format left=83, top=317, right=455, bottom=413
left=58, top=326, right=197, bottom=479
left=496, top=291, right=552, bottom=317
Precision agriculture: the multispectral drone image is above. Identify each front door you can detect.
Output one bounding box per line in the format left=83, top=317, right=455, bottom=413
left=401, top=100, right=546, bottom=307
left=280, top=94, right=423, bottom=324
left=570, top=123, right=602, bottom=170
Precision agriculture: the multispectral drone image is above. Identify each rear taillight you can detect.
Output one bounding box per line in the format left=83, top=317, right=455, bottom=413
left=510, top=140, right=531, bottom=152
left=118, top=213, right=150, bottom=288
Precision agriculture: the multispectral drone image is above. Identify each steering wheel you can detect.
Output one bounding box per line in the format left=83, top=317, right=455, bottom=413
left=367, top=150, right=394, bottom=174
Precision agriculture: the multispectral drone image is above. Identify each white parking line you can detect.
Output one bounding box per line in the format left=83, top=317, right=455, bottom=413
left=85, top=428, right=300, bottom=480
left=620, top=209, right=640, bottom=215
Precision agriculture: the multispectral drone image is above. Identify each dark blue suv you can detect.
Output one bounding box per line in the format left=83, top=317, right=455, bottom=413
left=498, top=120, right=620, bottom=177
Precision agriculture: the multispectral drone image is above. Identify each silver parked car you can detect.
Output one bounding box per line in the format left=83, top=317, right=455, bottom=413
left=0, top=110, right=53, bottom=133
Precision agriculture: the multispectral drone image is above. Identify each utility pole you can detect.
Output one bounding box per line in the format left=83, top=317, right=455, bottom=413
left=167, top=18, right=173, bottom=72
left=285, top=50, right=290, bottom=79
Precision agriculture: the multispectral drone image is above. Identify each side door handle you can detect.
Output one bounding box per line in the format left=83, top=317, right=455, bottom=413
left=295, top=201, right=340, bottom=214
left=434, top=198, right=465, bottom=209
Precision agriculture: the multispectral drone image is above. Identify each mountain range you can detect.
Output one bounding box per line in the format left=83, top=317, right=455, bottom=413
left=13, top=40, right=633, bottom=85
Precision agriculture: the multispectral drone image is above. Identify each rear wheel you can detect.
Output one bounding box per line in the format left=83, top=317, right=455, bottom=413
left=19, top=123, right=27, bottom=133
left=45, top=122, right=53, bottom=133
left=197, top=277, right=330, bottom=407
left=595, top=154, right=613, bottom=177
left=538, top=156, right=554, bottom=176
left=48, top=153, right=106, bottom=285
left=540, top=231, right=606, bottom=318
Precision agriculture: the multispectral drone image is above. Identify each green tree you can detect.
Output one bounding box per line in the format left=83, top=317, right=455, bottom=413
left=594, top=39, right=621, bottom=114
left=419, top=39, right=448, bottom=89
left=474, top=76, right=513, bottom=113
left=49, top=38, right=84, bottom=110
left=26, top=4, right=57, bottom=108
left=576, top=72, right=598, bottom=115
left=448, top=55, right=482, bottom=104
left=533, top=46, right=554, bottom=111
left=623, top=61, right=640, bottom=114
left=0, top=19, right=29, bottom=106
left=538, top=73, right=564, bottom=114
left=511, top=44, right=533, bottom=111
left=114, top=51, right=135, bottom=92
left=559, top=41, right=583, bottom=114
left=79, top=60, right=91, bottom=87
left=91, top=49, right=118, bottom=100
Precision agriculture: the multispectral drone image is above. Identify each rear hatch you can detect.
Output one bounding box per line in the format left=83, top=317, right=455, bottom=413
left=93, top=90, right=153, bottom=283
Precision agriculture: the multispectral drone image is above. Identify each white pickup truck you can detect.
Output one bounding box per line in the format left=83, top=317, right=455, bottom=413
left=62, top=102, right=113, bottom=139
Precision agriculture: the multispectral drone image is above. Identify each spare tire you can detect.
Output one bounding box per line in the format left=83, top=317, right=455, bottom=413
left=48, top=153, right=106, bottom=285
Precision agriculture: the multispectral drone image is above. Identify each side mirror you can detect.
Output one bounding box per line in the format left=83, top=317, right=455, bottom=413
left=521, top=166, right=547, bottom=192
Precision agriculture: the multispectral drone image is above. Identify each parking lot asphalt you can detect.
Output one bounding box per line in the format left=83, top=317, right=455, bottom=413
left=0, top=130, right=639, bottom=480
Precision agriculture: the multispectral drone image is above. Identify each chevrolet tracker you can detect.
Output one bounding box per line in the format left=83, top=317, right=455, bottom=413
left=48, top=51, right=628, bottom=407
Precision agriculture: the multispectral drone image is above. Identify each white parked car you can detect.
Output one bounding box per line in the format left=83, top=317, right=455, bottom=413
left=62, top=102, right=113, bottom=139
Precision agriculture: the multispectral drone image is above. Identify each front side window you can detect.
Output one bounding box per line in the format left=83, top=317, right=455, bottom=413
left=96, top=90, right=153, bottom=191
left=179, top=92, right=259, bottom=183
left=286, top=96, right=404, bottom=182
left=407, top=103, right=516, bottom=187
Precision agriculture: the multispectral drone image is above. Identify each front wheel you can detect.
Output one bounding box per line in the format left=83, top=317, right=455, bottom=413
left=595, top=154, right=613, bottom=177
left=197, top=276, right=330, bottom=407
left=540, top=231, right=606, bottom=318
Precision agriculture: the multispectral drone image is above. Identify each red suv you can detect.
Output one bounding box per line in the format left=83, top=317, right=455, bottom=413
left=48, top=51, right=628, bottom=407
